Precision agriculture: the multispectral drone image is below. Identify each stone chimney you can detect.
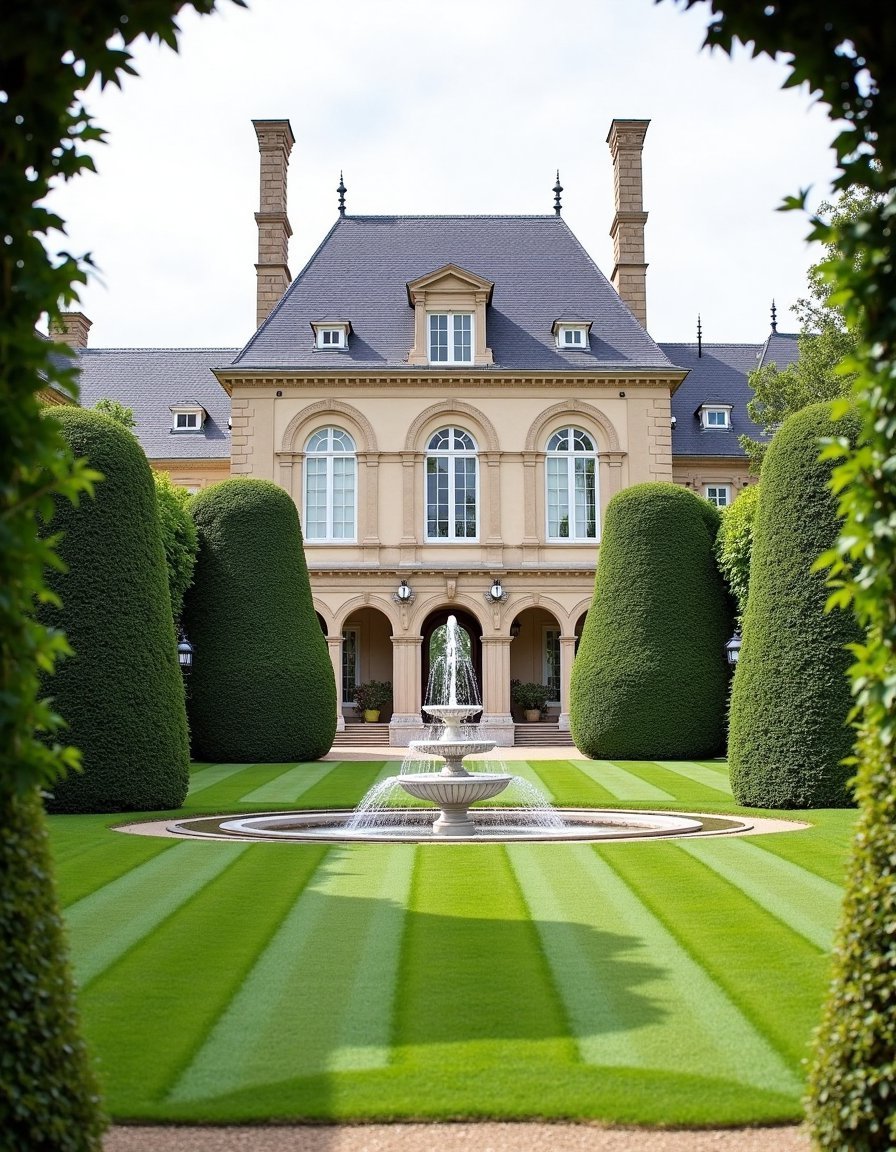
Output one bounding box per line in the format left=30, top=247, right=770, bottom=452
left=606, top=119, right=649, bottom=329
left=49, top=311, right=92, bottom=349
left=253, top=119, right=295, bottom=328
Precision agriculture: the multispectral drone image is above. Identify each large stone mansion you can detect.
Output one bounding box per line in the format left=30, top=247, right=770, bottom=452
left=50, top=118, right=798, bottom=746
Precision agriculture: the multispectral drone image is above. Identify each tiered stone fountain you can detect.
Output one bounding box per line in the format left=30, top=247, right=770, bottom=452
left=397, top=616, right=512, bottom=837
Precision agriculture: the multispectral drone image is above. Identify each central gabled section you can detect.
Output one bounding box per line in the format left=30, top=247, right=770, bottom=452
left=406, top=263, right=495, bottom=367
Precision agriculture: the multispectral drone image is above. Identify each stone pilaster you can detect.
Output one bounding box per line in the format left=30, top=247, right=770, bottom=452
left=327, top=637, right=346, bottom=731
left=607, top=119, right=649, bottom=329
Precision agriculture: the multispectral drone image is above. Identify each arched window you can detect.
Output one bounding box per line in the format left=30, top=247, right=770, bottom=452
left=546, top=427, right=598, bottom=541
left=304, top=427, right=356, bottom=541
left=425, top=427, right=478, bottom=541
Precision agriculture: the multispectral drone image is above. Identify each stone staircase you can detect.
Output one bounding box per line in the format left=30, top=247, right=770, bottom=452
left=513, top=722, right=575, bottom=748
left=331, top=722, right=391, bottom=748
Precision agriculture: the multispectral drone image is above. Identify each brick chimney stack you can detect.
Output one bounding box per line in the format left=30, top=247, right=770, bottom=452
left=607, top=119, right=650, bottom=329
left=49, top=312, right=92, bottom=349
left=253, top=119, right=295, bottom=329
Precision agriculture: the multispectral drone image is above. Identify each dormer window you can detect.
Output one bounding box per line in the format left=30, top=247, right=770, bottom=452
left=169, top=403, right=206, bottom=433
left=698, top=404, right=732, bottom=430
left=428, top=313, right=473, bottom=364
left=552, top=317, right=593, bottom=351
left=311, top=319, right=351, bottom=351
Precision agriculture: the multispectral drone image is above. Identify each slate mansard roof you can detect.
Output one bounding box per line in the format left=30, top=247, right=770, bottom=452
left=77, top=348, right=237, bottom=460
left=662, top=331, right=800, bottom=458
left=233, top=215, right=678, bottom=373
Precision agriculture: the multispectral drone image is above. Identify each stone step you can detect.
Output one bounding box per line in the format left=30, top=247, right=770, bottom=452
left=513, top=723, right=575, bottom=747
left=331, top=723, right=391, bottom=747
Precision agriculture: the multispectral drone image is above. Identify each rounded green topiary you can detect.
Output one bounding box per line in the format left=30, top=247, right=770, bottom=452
left=183, top=478, right=336, bottom=762
left=0, top=786, right=105, bottom=1148
left=570, top=482, right=732, bottom=759
left=728, top=403, right=861, bottom=809
left=42, top=408, right=190, bottom=813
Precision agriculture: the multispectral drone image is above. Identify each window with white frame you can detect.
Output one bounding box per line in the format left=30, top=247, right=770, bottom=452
left=546, top=427, right=598, bottom=541
left=342, top=627, right=360, bottom=706
left=169, top=405, right=205, bottom=432
left=555, top=325, right=589, bottom=350
left=699, top=405, right=732, bottom=430
left=543, top=627, right=561, bottom=703
left=705, top=484, right=731, bottom=508
left=303, top=427, right=357, bottom=541
left=428, top=313, right=473, bottom=364
left=425, top=427, right=478, bottom=540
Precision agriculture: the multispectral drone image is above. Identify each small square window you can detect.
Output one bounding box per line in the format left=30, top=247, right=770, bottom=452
left=175, top=412, right=199, bottom=430
left=555, top=324, right=589, bottom=350
left=700, top=406, right=731, bottom=430
left=705, top=485, right=731, bottom=508
left=312, top=322, right=350, bottom=350
left=318, top=328, right=345, bottom=348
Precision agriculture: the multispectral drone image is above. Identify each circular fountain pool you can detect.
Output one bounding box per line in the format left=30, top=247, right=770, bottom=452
left=120, top=807, right=769, bottom=845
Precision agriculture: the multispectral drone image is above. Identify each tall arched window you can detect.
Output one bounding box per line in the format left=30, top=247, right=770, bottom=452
left=546, top=427, right=598, bottom=541
left=425, top=427, right=478, bottom=540
left=304, top=427, right=356, bottom=540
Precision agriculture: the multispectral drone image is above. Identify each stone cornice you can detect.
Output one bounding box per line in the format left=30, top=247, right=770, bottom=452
left=214, top=367, right=688, bottom=395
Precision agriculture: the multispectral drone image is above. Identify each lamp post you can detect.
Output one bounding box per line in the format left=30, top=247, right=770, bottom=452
left=177, top=632, right=194, bottom=673
left=725, top=630, right=742, bottom=667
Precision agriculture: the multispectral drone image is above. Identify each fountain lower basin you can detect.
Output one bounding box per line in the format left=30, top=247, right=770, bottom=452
left=398, top=770, right=513, bottom=836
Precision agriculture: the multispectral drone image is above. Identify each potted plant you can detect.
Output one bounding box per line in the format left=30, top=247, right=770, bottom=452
left=511, top=681, right=551, bottom=722
left=353, top=680, right=393, bottom=722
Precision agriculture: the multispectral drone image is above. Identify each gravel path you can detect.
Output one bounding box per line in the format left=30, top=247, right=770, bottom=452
left=105, top=1123, right=811, bottom=1151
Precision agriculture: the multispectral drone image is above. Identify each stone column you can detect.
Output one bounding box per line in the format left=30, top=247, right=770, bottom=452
left=607, top=119, right=649, bottom=329
left=480, top=636, right=514, bottom=747
left=327, top=636, right=345, bottom=732
left=558, top=634, right=578, bottom=732
left=253, top=119, right=294, bottom=328
left=389, top=634, right=423, bottom=746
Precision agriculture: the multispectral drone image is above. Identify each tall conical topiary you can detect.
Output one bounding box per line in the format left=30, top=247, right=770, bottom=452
left=728, top=403, right=861, bottom=808
left=42, top=409, right=190, bottom=813
left=183, top=478, right=336, bottom=762
left=570, top=482, right=732, bottom=759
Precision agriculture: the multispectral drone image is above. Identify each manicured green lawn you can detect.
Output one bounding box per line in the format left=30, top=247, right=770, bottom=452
left=48, top=758, right=857, bottom=1126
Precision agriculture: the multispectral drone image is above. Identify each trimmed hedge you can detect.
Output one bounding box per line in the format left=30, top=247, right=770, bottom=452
left=715, top=483, right=759, bottom=624
left=728, top=403, right=861, bottom=808
left=183, top=478, right=336, bottom=762
left=570, top=482, right=732, bottom=759
left=42, top=408, right=190, bottom=813
left=0, top=786, right=105, bottom=1148
left=153, top=471, right=198, bottom=622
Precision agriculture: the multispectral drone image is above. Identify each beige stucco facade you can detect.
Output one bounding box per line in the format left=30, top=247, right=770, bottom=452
left=218, top=365, right=684, bottom=744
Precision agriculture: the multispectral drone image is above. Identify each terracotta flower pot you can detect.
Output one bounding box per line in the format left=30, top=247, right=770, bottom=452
left=524, top=709, right=541, bottom=723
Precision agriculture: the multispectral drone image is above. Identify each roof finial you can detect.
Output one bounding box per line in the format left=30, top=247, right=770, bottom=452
left=697, top=313, right=703, bottom=359
left=337, top=171, right=347, bottom=217
left=553, top=170, right=563, bottom=216
left=770, top=298, right=778, bottom=333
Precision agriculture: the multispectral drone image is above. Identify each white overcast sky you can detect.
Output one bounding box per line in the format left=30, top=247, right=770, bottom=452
left=48, top=0, right=839, bottom=349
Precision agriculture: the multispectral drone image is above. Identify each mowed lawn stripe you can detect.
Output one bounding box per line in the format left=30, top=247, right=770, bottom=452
left=297, top=762, right=394, bottom=809
left=573, top=760, right=676, bottom=802
left=66, top=840, right=251, bottom=987
left=239, top=761, right=341, bottom=804
left=679, top=838, right=842, bottom=952
left=77, top=844, right=328, bottom=1109
left=394, top=845, right=573, bottom=1071
left=510, top=843, right=800, bottom=1096
left=511, top=759, right=614, bottom=807
left=650, top=761, right=733, bottom=794
left=170, top=844, right=414, bottom=1101
left=188, top=764, right=256, bottom=796
left=606, top=842, right=828, bottom=1072
left=51, top=819, right=174, bottom=906
left=187, top=763, right=306, bottom=807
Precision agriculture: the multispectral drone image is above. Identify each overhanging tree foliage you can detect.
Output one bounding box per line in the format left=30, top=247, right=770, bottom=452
left=183, top=478, right=337, bottom=762
left=728, top=404, right=861, bottom=808
left=153, top=472, right=199, bottom=623
left=714, top=482, right=759, bottom=624
left=661, top=3, right=896, bottom=1146
left=570, top=483, right=732, bottom=760
left=0, top=4, right=238, bottom=1146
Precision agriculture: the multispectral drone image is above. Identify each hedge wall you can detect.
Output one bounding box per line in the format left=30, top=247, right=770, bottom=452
left=42, top=409, right=190, bottom=813
left=0, top=787, right=105, bottom=1148
left=153, top=471, right=198, bottom=623
left=570, top=482, right=732, bottom=759
left=183, top=478, right=336, bottom=762
left=728, top=403, right=861, bottom=808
